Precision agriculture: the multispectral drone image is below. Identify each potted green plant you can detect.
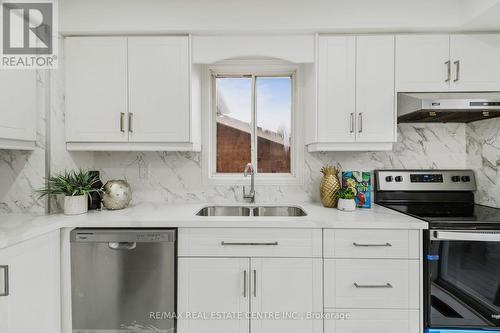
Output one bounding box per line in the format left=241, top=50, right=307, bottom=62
left=336, top=186, right=357, bottom=212
left=36, top=170, right=102, bottom=215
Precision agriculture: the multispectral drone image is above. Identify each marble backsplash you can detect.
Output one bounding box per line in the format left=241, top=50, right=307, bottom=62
left=90, top=123, right=466, bottom=205
left=467, top=118, right=500, bottom=208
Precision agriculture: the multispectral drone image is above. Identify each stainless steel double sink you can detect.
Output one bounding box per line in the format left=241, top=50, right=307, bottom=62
left=196, top=205, right=307, bottom=217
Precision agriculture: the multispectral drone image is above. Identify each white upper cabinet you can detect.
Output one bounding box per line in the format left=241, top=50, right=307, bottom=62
left=395, top=35, right=450, bottom=92
left=128, top=37, right=190, bottom=142
left=396, top=34, right=500, bottom=92
left=0, top=70, right=37, bottom=150
left=65, top=37, right=129, bottom=143
left=309, top=35, right=395, bottom=152
left=316, top=36, right=356, bottom=144
left=65, top=36, right=200, bottom=151
left=356, top=35, right=395, bottom=143
left=450, top=34, right=500, bottom=91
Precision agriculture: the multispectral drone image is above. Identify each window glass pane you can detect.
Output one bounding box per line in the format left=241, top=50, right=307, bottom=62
left=215, top=77, right=252, bottom=173
left=256, top=76, right=292, bottom=173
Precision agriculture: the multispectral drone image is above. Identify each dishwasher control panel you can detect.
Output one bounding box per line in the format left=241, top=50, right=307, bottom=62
left=71, top=229, right=176, bottom=242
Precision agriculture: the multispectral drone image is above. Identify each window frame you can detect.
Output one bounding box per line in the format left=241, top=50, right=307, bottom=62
left=202, top=60, right=303, bottom=186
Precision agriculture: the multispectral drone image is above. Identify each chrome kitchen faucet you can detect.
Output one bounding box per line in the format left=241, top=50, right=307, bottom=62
left=243, top=163, right=255, bottom=203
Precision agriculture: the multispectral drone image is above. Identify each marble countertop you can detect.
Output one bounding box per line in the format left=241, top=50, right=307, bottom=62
left=0, top=202, right=428, bottom=249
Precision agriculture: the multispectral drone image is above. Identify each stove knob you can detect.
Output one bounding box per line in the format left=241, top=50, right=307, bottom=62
left=451, top=176, right=461, bottom=182
left=385, top=176, right=393, bottom=182
left=395, top=176, right=403, bottom=182
left=461, top=175, right=471, bottom=182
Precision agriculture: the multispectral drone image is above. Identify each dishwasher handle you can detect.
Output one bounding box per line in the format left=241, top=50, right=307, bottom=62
left=108, top=242, right=137, bottom=250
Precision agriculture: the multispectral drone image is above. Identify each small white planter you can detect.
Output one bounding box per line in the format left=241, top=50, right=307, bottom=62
left=337, top=198, right=356, bottom=212
left=64, top=195, right=88, bottom=215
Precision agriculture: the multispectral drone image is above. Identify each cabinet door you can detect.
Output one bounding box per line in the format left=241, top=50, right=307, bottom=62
left=395, top=35, right=450, bottom=92
left=250, top=258, right=322, bottom=333
left=317, top=36, right=356, bottom=143
left=356, top=35, right=395, bottom=143
left=0, top=70, right=36, bottom=142
left=0, top=231, right=61, bottom=333
left=65, top=37, right=128, bottom=142
left=177, top=258, right=250, bottom=333
left=450, top=34, right=500, bottom=91
left=128, top=37, right=190, bottom=142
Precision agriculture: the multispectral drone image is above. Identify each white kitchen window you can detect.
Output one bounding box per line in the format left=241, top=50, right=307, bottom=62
left=204, top=62, right=302, bottom=185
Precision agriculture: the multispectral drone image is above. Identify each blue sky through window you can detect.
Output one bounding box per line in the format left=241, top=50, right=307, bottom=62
left=217, top=76, right=292, bottom=135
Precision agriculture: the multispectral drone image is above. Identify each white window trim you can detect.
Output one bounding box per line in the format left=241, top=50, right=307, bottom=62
left=201, top=59, right=304, bottom=186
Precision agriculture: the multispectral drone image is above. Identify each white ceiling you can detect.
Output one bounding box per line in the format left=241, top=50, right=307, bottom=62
left=59, top=0, right=500, bottom=34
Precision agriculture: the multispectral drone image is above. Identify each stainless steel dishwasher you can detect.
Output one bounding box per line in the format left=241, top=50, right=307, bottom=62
left=71, top=229, right=176, bottom=333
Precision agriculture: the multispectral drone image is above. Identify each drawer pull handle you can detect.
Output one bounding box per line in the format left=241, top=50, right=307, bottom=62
left=253, top=269, right=257, bottom=297
left=221, top=242, right=279, bottom=246
left=0, top=265, right=9, bottom=297
left=243, top=270, right=247, bottom=298
left=354, top=282, right=393, bottom=289
left=353, top=242, right=392, bottom=247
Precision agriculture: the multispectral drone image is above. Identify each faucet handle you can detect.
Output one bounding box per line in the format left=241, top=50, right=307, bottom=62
left=244, top=163, right=254, bottom=176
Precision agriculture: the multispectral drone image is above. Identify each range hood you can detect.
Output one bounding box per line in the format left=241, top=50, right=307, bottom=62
left=398, top=92, right=500, bottom=123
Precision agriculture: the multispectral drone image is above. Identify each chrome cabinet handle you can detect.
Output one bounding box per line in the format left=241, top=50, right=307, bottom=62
left=454, top=60, right=460, bottom=82
left=0, top=265, right=9, bottom=297
left=354, top=282, right=393, bottom=289
left=445, top=60, right=451, bottom=82
left=358, top=113, right=363, bottom=133
left=243, top=270, right=247, bottom=298
left=120, top=113, right=125, bottom=132
left=353, top=242, right=392, bottom=247
left=253, top=269, right=257, bottom=297
left=128, top=113, right=133, bottom=133
left=220, top=242, right=278, bottom=246
left=350, top=113, right=355, bottom=133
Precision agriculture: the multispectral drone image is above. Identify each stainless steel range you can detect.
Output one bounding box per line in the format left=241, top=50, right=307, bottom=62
left=375, top=170, right=500, bottom=333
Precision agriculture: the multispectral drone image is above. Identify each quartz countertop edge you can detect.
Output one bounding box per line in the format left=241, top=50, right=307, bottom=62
left=0, top=202, right=428, bottom=249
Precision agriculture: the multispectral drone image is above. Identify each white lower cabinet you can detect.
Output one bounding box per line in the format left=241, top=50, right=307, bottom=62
left=250, top=258, right=323, bottom=333
left=177, top=228, right=322, bottom=333
left=179, top=227, right=423, bottom=333
left=323, top=229, right=422, bottom=333
left=177, top=258, right=250, bottom=333
left=324, top=259, right=419, bottom=309
left=324, top=309, right=420, bottom=333
left=0, top=231, right=61, bottom=333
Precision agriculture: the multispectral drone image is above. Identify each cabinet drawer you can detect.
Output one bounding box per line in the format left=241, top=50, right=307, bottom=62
left=178, top=228, right=322, bottom=257
left=323, top=229, right=420, bottom=259
left=324, top=309, right=419, bottom=333
left=324, top=259, right=419, bottom=309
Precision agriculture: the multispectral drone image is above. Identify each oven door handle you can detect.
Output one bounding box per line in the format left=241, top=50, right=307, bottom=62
left=432, top=230, right=500, bottom=242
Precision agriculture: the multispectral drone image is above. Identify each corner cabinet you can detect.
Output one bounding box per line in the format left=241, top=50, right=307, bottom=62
left=396, top=34, right=500, bottom=92
left=177, top=228, right=323, bottom=333
left=0, top=70, right=37, bottom=150
left=0, top=231, right=61, bottom=333
left=307, top=35, right=396, bottom=152
left=65, top=36, right=201, bottom=151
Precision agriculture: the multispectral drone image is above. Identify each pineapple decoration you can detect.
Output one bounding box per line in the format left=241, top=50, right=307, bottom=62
left=320, top=165, right=341, bottom=208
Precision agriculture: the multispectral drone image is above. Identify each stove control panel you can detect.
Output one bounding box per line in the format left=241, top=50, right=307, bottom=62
left=375, top=170, right=476, bottom=191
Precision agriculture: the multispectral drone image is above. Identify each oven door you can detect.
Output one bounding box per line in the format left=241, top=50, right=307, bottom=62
left=426, top=230, right=500, bottom=332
